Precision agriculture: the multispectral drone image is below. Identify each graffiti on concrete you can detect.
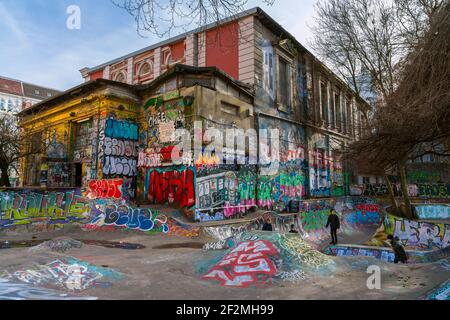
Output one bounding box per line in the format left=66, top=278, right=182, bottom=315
left=277, top=234, right=335, bottom=270
left=1, top=258, right=122, bottom=291
left=202, top=240, right=279, bottom=287
left=28, top=239, right=83, bottom=253
left=384, top=214, right=450, bottom=249
left=426, top=279, right=450, bottom=300
left=88, top=204, right=169, bottom=233
left=0, top=278, right=97, bottom=300
left=277, top=270, right=307, bottom=282
left=166, top=218, right=200, bottom=238
left=0, top=191, right=91, bottom=228
left=416, top=204, right=450, bottom=220
left=325, top=245, right=395, bottom=263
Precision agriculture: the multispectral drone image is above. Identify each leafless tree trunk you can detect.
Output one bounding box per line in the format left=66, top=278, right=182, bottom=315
left=398, top=160, right=413, bottom=219
left=384, top=174, right=399, bottom=213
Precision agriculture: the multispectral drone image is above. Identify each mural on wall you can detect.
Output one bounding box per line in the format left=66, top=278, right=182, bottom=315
left=47, top=162, right=71, bottom=187
left=0, top=191, right=91, bottom=228
left=144, top=166, right=195, bottom=208
left=86, top=179, right=123, bottom=199
left=330, top=154, right=346, bottom=197
left=0, top=190, right=176, bottom=235
left=46, top=129, right=68, bottom=160
left=384, top=214, right=450, bottom=249
left=144, top=96, right=190, bottom=151
left=102, top=117, right=139, bottom=178
left=309, top=149, right=331, bottom=197
left=257, top=117, right=307, bottom=209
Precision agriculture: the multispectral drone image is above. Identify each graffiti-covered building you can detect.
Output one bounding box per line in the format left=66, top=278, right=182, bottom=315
left=18, top=7, right=373, bottom=222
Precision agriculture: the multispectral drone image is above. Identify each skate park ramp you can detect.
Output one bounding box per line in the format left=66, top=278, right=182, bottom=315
left=202, top=197, right=384, bottom=251
left=201, top=200, right=450, bottom=268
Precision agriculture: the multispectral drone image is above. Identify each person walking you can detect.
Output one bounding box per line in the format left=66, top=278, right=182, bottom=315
left=326, top=209, right=340, bottom=245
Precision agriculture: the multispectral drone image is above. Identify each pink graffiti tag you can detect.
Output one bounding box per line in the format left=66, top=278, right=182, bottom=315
left=202, top=240, right=279, bottom=287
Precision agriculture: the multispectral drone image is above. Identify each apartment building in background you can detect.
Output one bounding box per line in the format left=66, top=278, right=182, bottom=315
left=0, top=75, right=60, bottom=114
left=0, top=76, right=60, bottom=186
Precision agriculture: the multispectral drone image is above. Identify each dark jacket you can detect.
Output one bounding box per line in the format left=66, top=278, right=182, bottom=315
left=262, top=223, right=273, bottom=231
left=392, top=241, right=408, bottom=262
left=326, top=214, right=340, bottom=230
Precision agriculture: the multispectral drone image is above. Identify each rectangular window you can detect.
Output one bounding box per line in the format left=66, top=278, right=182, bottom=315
left=320, top=82, right=328, bottom=126
left=346, top=98, right=352, bottom=136
left=335, top=92, right=341, bottom=131
left=278, top=58, right=291, bottom=110
left=343, top=98, right=348, bottom=134
left=330, top=91, right=335, bottom=128
left=73, top=119, right=93, bottom=162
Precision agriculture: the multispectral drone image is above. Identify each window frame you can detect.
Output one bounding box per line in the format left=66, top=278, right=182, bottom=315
left=274, top=49, right=294, bottom=113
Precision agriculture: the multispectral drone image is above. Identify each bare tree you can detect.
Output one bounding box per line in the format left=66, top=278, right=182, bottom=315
left=310, top=0, right=447, bottom=103
left=312, top=0, right=448, bottom=218
left=0, top=113, right=50, bottom=187
left=111, top=0, right=276, bottom=38
left=344, top=1, right=450, bottom=218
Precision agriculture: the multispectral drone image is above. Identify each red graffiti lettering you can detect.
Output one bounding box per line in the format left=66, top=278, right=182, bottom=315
left=356, top=204, right=381, bottom=213
left=87, top=179, right=123, bottom=199
left=146, top=169, right=195, bottom=208
left=202, top=240, right=279, bottom=287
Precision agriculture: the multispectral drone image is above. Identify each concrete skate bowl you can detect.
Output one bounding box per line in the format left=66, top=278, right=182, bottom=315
left=197, top=197, right=388, bottom=288
left=325, top=212, right=450, bottom=264
left=202, top=196, right=384, bottom=251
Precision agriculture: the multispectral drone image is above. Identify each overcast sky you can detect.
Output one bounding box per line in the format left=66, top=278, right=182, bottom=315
left=0, top=0, right=318, bottom=91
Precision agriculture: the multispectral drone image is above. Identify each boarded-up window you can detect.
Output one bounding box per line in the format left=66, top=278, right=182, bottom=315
left=73, top=119, right=93, bottom=162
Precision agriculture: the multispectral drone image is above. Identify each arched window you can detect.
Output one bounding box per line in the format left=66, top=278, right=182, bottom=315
left=138, top=61, right=152, bottom=76
left=0, top=98, right=5, bottom=111
left=163, top=51, right=172, bottom=66
left=114, top=72, right=126, bottom=83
